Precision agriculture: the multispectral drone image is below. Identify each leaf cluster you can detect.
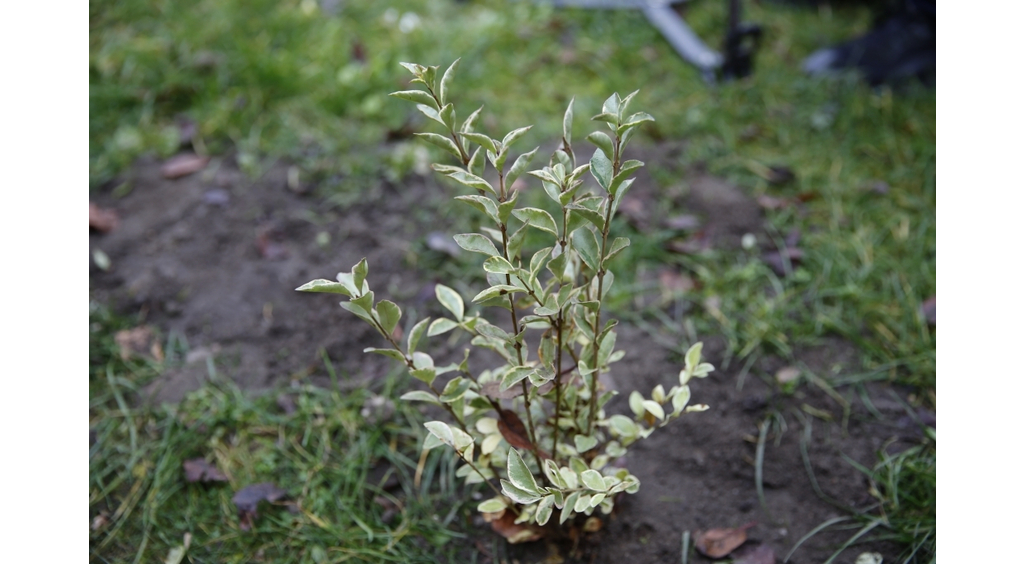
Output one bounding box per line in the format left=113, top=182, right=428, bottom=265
left=298, top=59, right=714, bottom=529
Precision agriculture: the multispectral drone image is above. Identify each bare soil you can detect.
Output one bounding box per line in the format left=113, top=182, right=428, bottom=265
left=90, top=150, right=927, bottom=563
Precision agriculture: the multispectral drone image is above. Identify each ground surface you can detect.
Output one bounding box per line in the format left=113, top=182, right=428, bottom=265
left=90, top=152, right=926, bottom=563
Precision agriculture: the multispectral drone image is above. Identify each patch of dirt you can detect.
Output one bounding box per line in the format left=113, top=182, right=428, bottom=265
left=90, top=150, right=922, bottom=563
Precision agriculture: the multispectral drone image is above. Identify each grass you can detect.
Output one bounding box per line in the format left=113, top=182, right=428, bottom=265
left=90, top=0, right=935, bottom=560
left=89, top=303, right=481, bottom=562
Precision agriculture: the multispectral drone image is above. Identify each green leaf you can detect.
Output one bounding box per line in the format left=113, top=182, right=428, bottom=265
left=339, top=300, right=374, bottom=324
left=611, top=177, right=635, bottom=214
left=440, top=377, right=471, bottom=402
left=497, top=191, right=519, bottom=223
left=535, top=495, right=555, bottom=526
left=415, top=103, right=445, bottom=125
left=453, top=233, right=500, bottom=256
left=512, top=207, right=558, bottom=237
left=400, top=390, right=440, bottom=405
left=460, top=132, right=497, bottom=154
left=618, top=91, right=641, bottom=116
left=586, top=131, right=614, bottom=162
left=591, top=112, right=618, bottom=125
left=604, top=237, right=630, bottom=262
left=506, top=147, right=539, bottom=188
left=295, top=279, right=351, bottom=296
left=566, top=204, right=605, bottom=232
left=560, top=492, right=581, bottom=524
left=642, top=400, right=665, bottom=421
left=407, top=318, right=430, bottom=354
left=427, top=317, right=458, bottom=337
left=376, top=300, right=401, bottom=336
left=672, top=385, right=691, bottom=414
left=502, top=126, right=532, bottom=149
left=629, top=391, right=645, bottom=417
left=544, top=460, right=565, bottom=488
left=602, top=92, right=620, bottom=116
left=363, top=347, right=406, bottom=362
left=527, top=168, right=560, bottom=186
left=352, top=258, right=369, bottom=291
left=574, top=434, right=598, bottom=453
left=446, top=170, right=495, bottom=195
left=563, top=97, right=575, bottom=145
left=424, top=421, right=454, bottom=447
left=507, top=448, right=540, bottom=493
left=471, top=284, right=524, bottom=302
left=476, top=322, right=511, bottom=343
left=506, top=225, right=528, bottom=262
left=501, top=366, right=534, bottom=391
left=415, top=132, right=462, bottom=160
left=389, top=90, right=437, bottom=108
left=574, top=493, right=592, bottom=513
left=438, top=58, right=459, bottom=106
left=477, top=497, right=507, bottom=513
left=572, top=228, right=601, bottom=272
left=590, top=147, right=613, bottom=191
left=500, top=479, right=542, bottom=505
left=581, top=469, right=607, bottom=491
left=610, top=160, right=643, bottom=195
left=462, top=105, right=484, bottom=133
left=438, top=103, right=456, bottom=131
left=467, top=146, right=486, bottom=177
left=483, top=256, right=516, bottom=274
left=435, top=284, right=464, bottom=321
left=455, top=195, right=499, bottom=223
left=608, top=415, right=639, bottom=438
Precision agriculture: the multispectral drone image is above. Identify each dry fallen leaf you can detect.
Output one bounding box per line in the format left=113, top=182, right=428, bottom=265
left=489, top=508, right=544, bottom=544
left=756, top=195, right=792, bottom=210
left=775, top=366, right=801, bottom=385
left=89, top=202, right=119, bottom=233
left=114, top=326, right=163, bottom=362
left=497, top=409, right=535, bottom=452
left=232, top=483, right=287, bottom=531
left=732, top=542, right=776, bottom=564
left=161, top=153, right=210, bottom=179
left=482, top=381, right=523, bottom=400
left=694, top=522, right=756, bottom=558
left=183, top=458, right=228, bottom=483
left=582, top=516, right=602, bottom=533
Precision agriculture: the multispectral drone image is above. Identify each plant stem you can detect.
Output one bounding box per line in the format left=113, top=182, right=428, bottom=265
left=586, top=134, right=621, bottom=435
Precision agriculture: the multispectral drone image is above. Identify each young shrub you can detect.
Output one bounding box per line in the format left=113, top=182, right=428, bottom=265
left=298, top=59, right=714, bottom=534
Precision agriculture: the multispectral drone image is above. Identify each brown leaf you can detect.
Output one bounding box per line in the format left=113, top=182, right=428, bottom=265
left=482, top=381, right=523, bottom=400
left=497, top=409, right=535, bottom=452
left=114, top=326, right=162, bottom=361
left=732, top=543, right=776, bottom=564
left=183, top=458, right=227, bottom=483
left=694, top=522, right=756, bottom=558
left=582, top=516, right=602, bottom=533
left=232, top=483, right=287, bottom=531
left=89, top=202, right=119, bottom=233
left=161, top=153, right=210, bottom=179
left=921, top=295, right=936, bottom=326
left=489, top=508, right=544, bottom=544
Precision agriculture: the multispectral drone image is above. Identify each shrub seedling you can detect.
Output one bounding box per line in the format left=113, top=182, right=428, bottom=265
left=298, top=59, right=714, bottom=534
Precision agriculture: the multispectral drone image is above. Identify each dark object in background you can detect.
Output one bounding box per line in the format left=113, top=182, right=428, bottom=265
left=548, top=0, right=762, bottom=83
left=802, top=0, right=935, bottom=85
